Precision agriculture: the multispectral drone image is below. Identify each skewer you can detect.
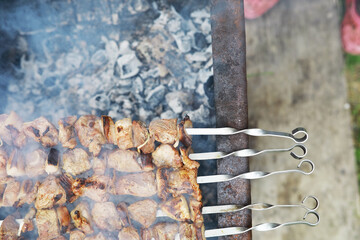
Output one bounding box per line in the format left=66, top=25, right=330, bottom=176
left=185, top=127, right=308, bottom=144
left=2, top=196, right=319, bottom=238
left=196, top=159, right=314, bottom=184
left=189, top=143, right=307, bottom=160
left=157, top=195, right=319, bottom=216
left=204, top=210, right=319, bottom=238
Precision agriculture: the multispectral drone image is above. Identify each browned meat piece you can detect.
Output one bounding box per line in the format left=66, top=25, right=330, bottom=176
left=116, top=202, right=131, bottom=228
left=115, top=171, right=157, bottom=197
left=75, top=115, right=106, bottom=156
left=52, top=236, right=67, bottom=240
left=179, top=223, right=196, bottom=240
left=180, top=147, right=199, bottom=169
left=2, top=180, right=20, bottom=207
left=153, top=222, right=179, bottom=240
left=92, top=154, right=107, bottom=175
left=140, top=228, right=155, bottom=240
left=177, top=115, right=192, bottom=147
left=0, top=149, right=7, bottom=177
left=114, top=118, right=134, bottom=150
left=63, top=148, right=91, bottom=176
left=0, top=215, right=19, bottom=239
left=195, top=224, right=206, bottom=240
left=70, top=230, right=86, bottom=240
left=6, top=149, right=26, bottom=177
left=160, top=195, right=190, bottom=222
left=46, top=148, right=61, bottom=175
left=16, top=180, right=39, bottom=207
left=127, top=199, right=158, bottom=228
left=92, top=202, right=123, bottom=231
left=56, top=206, right=70, bottom=233
left=36, top=209, right=60, bottom=240
left=189, top=197, right=204, bottom=229
left=72, top=175, right=110, bottom=202
left=25, top=149, right=46, bottom=177
left=157, top=167, right=202, bottom=201
left=84, top=232, right=107, bottom=240
left=23, top=116, right=58, bottom=147
left=35, top=175, right=66, bottom=209
left=58, top=173, right=78, bottom=203
left=0, top=183, right=5, bottom=207
left=71, top=202, right=93, bottom=234
left=100, top=115, right=116, bottom=144
left=132, top=120, right=155, bottom=154
left=58, top=116, right=77, bottom=149
left=21, top=207, right=36, bottom=234
left=118, top=227, right=140, bottom=240
left=152, top=144, right=183, bottom=168
left=0, top=111, right=27, bottom=147
left=156, top=167, right=169, bottom=200
left=149, top=119, right=178, bottom=144
left=108, top=149, right=154, bottom=172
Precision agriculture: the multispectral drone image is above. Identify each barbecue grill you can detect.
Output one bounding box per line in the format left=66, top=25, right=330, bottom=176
left=0, top=0, right=319, bottom=239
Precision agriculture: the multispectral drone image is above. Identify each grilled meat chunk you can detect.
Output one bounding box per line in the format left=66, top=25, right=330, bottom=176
left=160, top=195, right=190, bottom=222
left=84, top=232, right=107, bottom=240
left=152, top=144, right=182, bottom=168
left=56, top=206, right=70, bottom=233
left=178, top=115, right=192, bottom=147
left=2, top=180, right=20, bottom=207
left=71, top=202, right=93, bottom=234
left=7, top=149, right=26, bottom=177
left=0, top=111, right=26, bottom=147
left=100, top=115, right=116, bottom=144
left=149, top=119, right=178, bottom=144
left=92, top=154, right=107, bottom=175
left=0, top=149, right=7, bottom=177
left=63, top=148, right=91, bottom=176
left=70, top=230, right=86, bottom=240
left=75, top=115, right=106, bottom=156
left=58, top=116, right=77, bottom=149
left=23, top=116, right=58, bottom=147
left=118, top=227, right=140, bottom=240
left=114, top=118, right=134, bottom=150
left=0, top=215, right=19, bottom=240
left=16, top=180, right=39, bottom=207
left=142, top=222, right=179, bottom=240
left=132, top=120, right=155, bottom=154
left=157, top=167, right=201, bottom=201
left=180, top=147, right=199, bottom=169
left=179, top=223, right=196, bottom=240
left=196, top=224, right=206, bottom=240
left=36, top=209, right=60, bottom=240
left=35, top=175, right=66, bottom=209
left=189, top=197, right=204, bottom=228
left=128, top=199, right=158, bottom=228
left=21, top=207, right=36, bottom=233
left=25, top=149, right=47, bottom=177
left=92, top=202, right=123, bottom=231
left=46, top=148, right=61, bottom=175
left=108, top=149, right=154, bottom=172
left=115, top=171, right=157, bottom=197
left=72, top=175, right=110, bottom=202
left=116, top=202, right=131, bottom=227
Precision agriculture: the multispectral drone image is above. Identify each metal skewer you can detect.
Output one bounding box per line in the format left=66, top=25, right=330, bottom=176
left=185, top=127, right=308, bottom=144
left=189, top=143, right=307, bottom=160
left=204, top=210, right=320, bottom=238
left=156, top=195, right=319, bottom=216
left=196, top=159, right=314, bottom=184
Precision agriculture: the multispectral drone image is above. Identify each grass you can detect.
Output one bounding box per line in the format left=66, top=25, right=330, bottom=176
left=345, top=53, right=360, bottom=191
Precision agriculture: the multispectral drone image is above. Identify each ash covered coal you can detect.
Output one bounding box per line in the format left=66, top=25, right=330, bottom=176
left=0, top=0, right=217, bottom=233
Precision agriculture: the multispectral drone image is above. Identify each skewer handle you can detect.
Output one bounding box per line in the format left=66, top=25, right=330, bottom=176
left=185, top=127, right=308, bottom=144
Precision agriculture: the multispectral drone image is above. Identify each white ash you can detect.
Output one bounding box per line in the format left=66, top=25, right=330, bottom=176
left=4, top=2, right=214, bottom=126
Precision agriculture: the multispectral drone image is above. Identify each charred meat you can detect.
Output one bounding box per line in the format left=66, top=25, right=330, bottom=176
left=149, top=119, right=178, bottom=145
left=160, top=195, right=190, bottom=222
left=35, top=176, right=66, bottom=209
left=114, top=118, right=134, bottom=150
left=71, top=202, right=93, bottom=235
left=23, top=116, right=59, bottom=147
left=58, top=116, right=77, bottom=149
